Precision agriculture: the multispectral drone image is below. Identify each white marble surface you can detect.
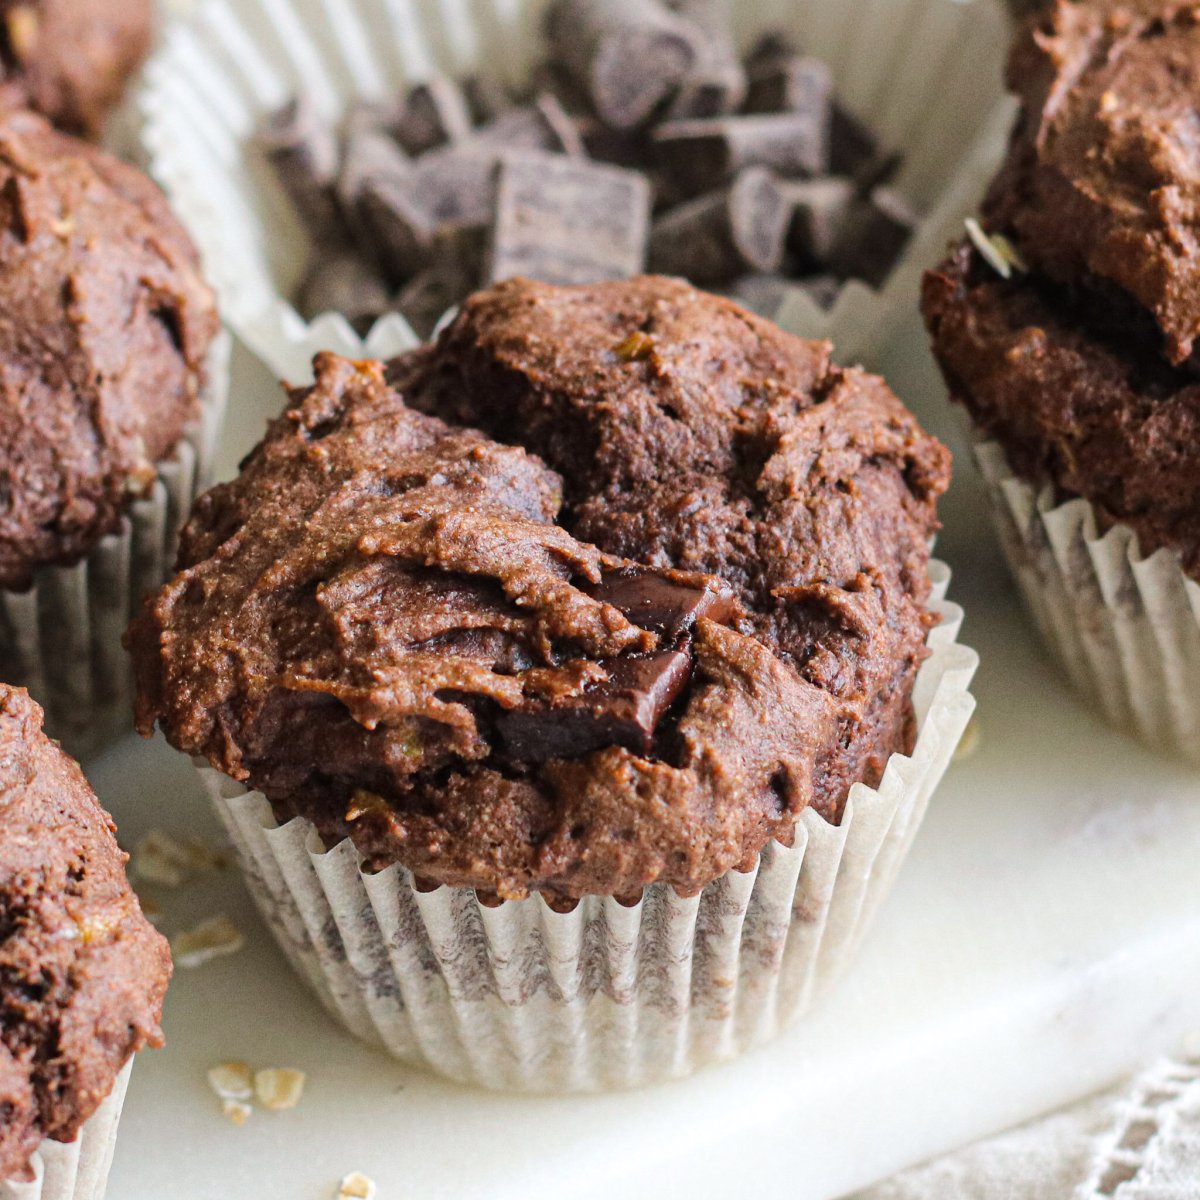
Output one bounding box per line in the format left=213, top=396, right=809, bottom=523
left=90, top=341, right=1200, bottom=1199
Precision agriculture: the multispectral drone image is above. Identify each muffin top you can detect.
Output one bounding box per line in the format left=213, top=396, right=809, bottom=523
left=985, top=0, right=1200, bottom=364
left=130, top=277, right=949, bottom=904
left=0, top=0, right=154, bottom=136
left=0, top=684, right=170, bottom=1182
left=923, top=241, right=1200, bottom=578
left=0, top=107, right=217, bottom=590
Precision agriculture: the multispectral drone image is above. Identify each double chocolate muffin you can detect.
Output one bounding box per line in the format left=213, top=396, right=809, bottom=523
left=0, top=106, right=217, bottom=591
left=131, top=276, right=950, bottom=904
left=0, top=684, right=170, bottom=1181
left=0, top=0, right=155, bottom=136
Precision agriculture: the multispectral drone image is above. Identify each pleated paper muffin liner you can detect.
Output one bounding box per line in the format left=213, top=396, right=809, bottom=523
left=196, top=565, right=975, bottom=1093
left=0, top=332, right=232, bottom=760
left=0, top=1063, right=132, bottom=1200
left=973, top=436, right=1200, bottom=764
left=137, top=0, right=1012, bottom=382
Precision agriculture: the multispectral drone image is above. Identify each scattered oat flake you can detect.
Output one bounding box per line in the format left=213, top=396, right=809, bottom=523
left=171, top=915, right=244, bottom=968
left=953, top=715, right=982, bottom=763
left=255, top=1068, right=306, bottom=1111
left=222, top=1098, right=252, bottom=1126
left=965, top=217, right=1026, bottom=280
left=207, top=1061, right=253, bottom=1102
left=337, top=1173, right=377, bottom=1199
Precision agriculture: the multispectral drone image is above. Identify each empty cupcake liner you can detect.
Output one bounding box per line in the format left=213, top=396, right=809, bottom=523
left=0, top=333, right=232, bottom=760
left=974, top=437, right=1200, bottom=764
left=197, top=564, right=975, bottom=1093
left=137, top=0, right=1012, bottom=383
left=0, top=1063, right=132, bottom=1200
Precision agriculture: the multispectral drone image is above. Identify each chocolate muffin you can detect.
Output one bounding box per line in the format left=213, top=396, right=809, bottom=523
left=0, top=683, right=169, bottom=1181
left=131, top=277, right=950, bottom=904
left=0, top=107, right=217, bottom=591
left=984, top=0, right=1200, bottom=365
left=0, top=0, right=154, bottom=136
left=923, top=242, right=1200, bottom=579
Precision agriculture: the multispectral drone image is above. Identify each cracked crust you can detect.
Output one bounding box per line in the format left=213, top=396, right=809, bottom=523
left=129, top=277, right=949, bottom=903
left=0, top=107, right=217, bottom=590
left=0, top=685, right=170, bottom=1182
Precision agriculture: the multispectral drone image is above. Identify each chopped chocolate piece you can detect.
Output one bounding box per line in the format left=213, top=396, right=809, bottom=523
left=463, top=74, right=513, bottom=125
left=298, top=246, right=392, bottom=334
left=830, top=101, right=879, bottom=180
left=828, top=186, right=916, bottom=288
left=648, top=166, right=789, bottom=283
left=396, top=222, right=489, bottom=336
left=495, top=647, right=693, bottom=761
left=745, top=55, right=833, bottom=123
left=796, top=273, right=842, bottom=311
left=471, top=94, right=585, bottom=157
left=543, top=0, right=703, bottom=130
left=487, top=152, right=650, bottom=286
left=395, top=76, right=473, bottom=154
left=784, top=176, right=854, bottom=266
left=653, top=113, right=829, bottom=196
left=337, top=127, right=411, bottom=216
left=728, top=271, right=790, bottom=317
left=589, top=568, right=738, bottom=635
left=665, top=0, right=747, bottom=119
left=743, top=29, right=798, bottom=76
left=359, top=176, right=436, bottom=280
left=409, top=148, right=496, bottom=226
left=258, top=96, right=342, bottom=237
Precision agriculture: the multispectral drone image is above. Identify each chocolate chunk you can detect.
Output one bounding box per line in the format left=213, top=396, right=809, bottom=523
left=359, top=176, right=436, bottom=280
left=337, top=127, right=411, bottom=217
left=487, top=151, right=650, bottom=286
left=258, top=96, right=341, bottom=236
left=653, top=113, right=829, bottom=196
left=743, top=29, right=798, bottom=76
left=544, top=0, right=703, bottom=130
left=339, top=98, right=401, bottom=139
left=463, top=74, right=513, bottom=125
left=665, top=0, right=747, bottom=119
left=828, top=186, right=916, bottom=287
left=648, top=166, right=789, bottom=284
left=589, top=568, right=738, bottom=635
left=745, top=54, right=833, bottom=122
left=830, top=101, right=879, bottom=180
left=796, top=273, right=842, bottom=311
left=784, top=176, right=854, bottom=266
left=495, top=647, right=693, bottom=761
left=471, top=94, right=585, bottom=157
left=298, top=245, right=392, bottom=334
left=395, top=223, right=488, bottom=337
left=409, top=148, right=497, bottom=226
left=395, top=76, right=473, bottom=154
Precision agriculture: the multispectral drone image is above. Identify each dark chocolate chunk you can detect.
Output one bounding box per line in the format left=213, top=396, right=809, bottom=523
left=745, top=55, right=833, bottom=123
left=471, top=94, right=585, bottom=157
left=495, top=648, right=693, bottom=761
left=358, top=175, right=436, bottom=280
left=298, top=245, right=392, bottom=334
left=589, top=568, right=738, bottom=635
left=665, top=0, right=747, bottom=119
left=648, top=166, right=789, bottom=284
left=409, top=148, right=497, bottom=226
left=830, top=101, right=880, bottom=180
left=258, top=96, right=342, bottom=236
left=653, top=113, right=829, bottom=196
left=487, top=151, right=650, bottom=286
left=743, top=29, right=798, bottom=76
left=797, top=274, right=843, bottom=311
left=784, top=176, right=854, bottom=266
left=337, top=127, right=411, bottom=216
left=394, top=76, right=473, bottom=154
left=463, top=74, right=513, bottom=125
left=828, top=186, right=916, bottom=288
left=543, top=0, right=703, bottom=130
left=395, top=223, right=488, bottom=336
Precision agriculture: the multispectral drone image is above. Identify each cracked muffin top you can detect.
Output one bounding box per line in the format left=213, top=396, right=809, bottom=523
left=0, top=107, right=217, bottom=590
left=0, top=0, right=154, bottom=136
left=129, top=277, right=949, bottom=904
left=0, top=684, right=170, bottom=1182
left=984, top=0, right=1200, bottom=365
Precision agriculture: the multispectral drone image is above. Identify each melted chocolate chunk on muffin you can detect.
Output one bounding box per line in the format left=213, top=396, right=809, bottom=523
left=0, top=108, right=217, bottom=590
left=131, top=278, right=949, bottom=903
left=923, top=241, right=1200, bottom=578
left=984, top=0, right=1200, bottom=365
left=0, top=685, right=170, bottom=1182
left=0, top=0, right=154, bottom=136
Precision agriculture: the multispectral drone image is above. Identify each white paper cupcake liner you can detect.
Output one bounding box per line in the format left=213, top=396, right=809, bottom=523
left=0, top=333, right=232, bottom=760
left=197, top=565, right=975, bottom=1093
left=0, top=1062, right=132, bottom=1200
left=137, top=0, right=1012, bottom=381
left=973, top=436, right=1200, bottom=764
